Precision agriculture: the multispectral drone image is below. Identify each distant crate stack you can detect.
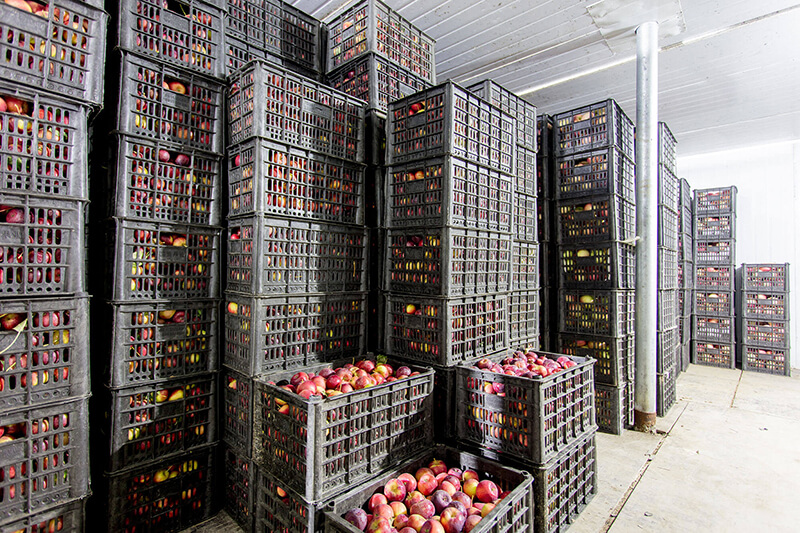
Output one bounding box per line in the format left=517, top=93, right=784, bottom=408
left=678, top=177, right=694, bottom=372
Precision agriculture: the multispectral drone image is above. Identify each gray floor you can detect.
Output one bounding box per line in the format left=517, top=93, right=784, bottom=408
left=181, top=364, right=800, bottom=532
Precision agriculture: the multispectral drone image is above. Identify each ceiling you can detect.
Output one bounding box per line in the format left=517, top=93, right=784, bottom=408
left=289, top=0, right=800, bottom=157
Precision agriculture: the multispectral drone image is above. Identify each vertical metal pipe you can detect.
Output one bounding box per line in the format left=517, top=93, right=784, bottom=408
left=634, top=21, right=659, bottom=432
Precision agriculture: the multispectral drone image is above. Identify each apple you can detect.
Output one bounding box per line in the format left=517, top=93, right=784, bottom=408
left=576, top=249, right=590, bottom=257
left=1, top=313, right=24, bottom=330
left=345, top=508, right=368, bottom=530
left=233, top=154, right=241, bottom=167
left=395, top=514, right=410, bottom=530
left=368, top=493, right=388, bottom=513
left=390, top=501, right=407, bottom=518
left=168, top=81, right=187, bottom=94
left=5, top=208, right=24, bottom=223
left=4, top=0, right=32, bottom=13
left=4, top=96, right=26, bottom=114
left=439, top=507, right=466, bottom=533
left=227, top=302, right=238, bottom=314
left=430, top=490, right=451, bottom=514
left=579, top=295, right=594, bottom=304
left=405, top=304, right=416, bottom=314
left=417, top=472, right=437, bottom=496
left=420, top=520, right=445, bottom=533
left=158, top=309, right=176, bottom=321
left=158, top=149, right=171, bottom=162
left=410, top=499, right=435, bottom=520
left=475, top=480, right=498, bottom=503
left=398, top=472, right=417, bottom=493
left=464, top=515, right=482, bottom=532
left=462, top=478, right=478, bottom=499
left=405, top=490, right=425, bottom=509
left=366, top=517, right=391, bottom=533
left=374, top=504, right=394, bottom=521
left=407, top=515, right=426, bottom=531
left=155, top=389, right=169, bottom=403
left=428, top=459, right=447, bottom=476
left=175, top=154, right=191, bottom=166
left=481, top=502, right=496, bottom=517
left=168, top=388, right=184, bottom=401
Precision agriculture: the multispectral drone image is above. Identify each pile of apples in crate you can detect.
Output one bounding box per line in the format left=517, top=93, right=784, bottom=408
left=475, top=349, right=578, bottom=383
left=273, top=360, right=420, bottom=399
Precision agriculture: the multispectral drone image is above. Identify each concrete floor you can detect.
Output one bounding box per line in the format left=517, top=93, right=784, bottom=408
left=181, top=364, right=800, bottom=532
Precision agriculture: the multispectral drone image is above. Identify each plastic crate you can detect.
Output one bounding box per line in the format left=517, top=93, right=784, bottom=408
left=657, top=327, right=679, bottom=374
left=0, top=84, right=90, bottom=198
left=538, top=154, right=556, bottom=200
left=657, top=366, right=676, bottom=418
left=742, top=291, right=789, bottom=320
left=385, top=293, right=509, bottom=366
left=658, top=122, right=677, bottom=175
left=117, top=0, right=224, bottom=78
left=558, top=241, right=636, bottom=289
left=223, top=32, right=272, bottom=78
left=515, top=145, right=537, bottom=196
left=281, top=3, right=325, bottom=75
left=324, top=445, right=534, bottom=533
left=742, top=263, right=790, bottom=292
left=386, top=155, right=513, bottom=232
left=679, top=315, right=692, bottom=344
left=595, top=383, right=628, bottom=435
left=694, top=186, right=737, bottom=215
left=456, top=350, right=595, bottom=465
left=695, top=265, right=733, bottom=291
left=387, top=81, right=516, bottom=175
left=742, top=346, right=790, bottom=376
left=0, top=296, right=89, bottom=411
left=105, top=445, right=216, bottom=533
left=694, top=291, right=734, bottom=316
left=678, top=234, right=694, bottom=262
left=0, top=397, right=89, bottom=523
left=514, top=193, right=538, bottom=243
left=558, top=332, right=634, bottom=386
left=223, top=444, right=256, bottom=533
left=223, top=292, right=366, bottom=375
left=105, top=219, right=220, bottom=301
left=556, top=195, right=636, bottom=244
left=0, top=0, right=107, bottom=106
left=509, top=290, right=540, bottom=346
left=228, top=59, right=366, bottom=162
left=103, top=373, right=217, bottom=471
left=659, top=248, right=679, bottom=290
left=386, top=227, right=512, bottom=297
left=538, top=114, right=555, bottom=155
left=694, top=239, right=735, bottom=265
left=325, top=0, right=435, bottom=84
left=538, top=199, right=553, bottom=244
left=327, top=52, right=432, bottom=115
left=678, top=260, right=694, bottom=289
left=658, top=289, right=678, bottom=331
left=692, top=341, right=734, bottom=369
left=113, top=52, right=225, bottom=153
left=555, top=99, right=635, bottom=159
left=108, top=134, right=222, bottom=226
left=365, top=110, right=386, bottom=167
left=0, top=193, right=85, bottom=297
left=467, top=79, right=537, bottom=150
left=222, top=368, right=254, bottom=457
left=739, top=319, right=789, bottom=348
left=658, top=164, right=679, bottom=212
left=254, top=356, right=434, bottom=502
left=226, top=216, right=367, bottom=295
left=223, top=0, right=280, bottom=50
left=559, top=289, right=635, bottom=338
left=255, top=468, right=325, bottom=533
left=512, top=241, right=540, bottom=291
left=693, top=315, right=734, bottom=343
left=659, top=206, right=679, bottom=250
left=555, top=147, right=635, bottom=201
left=694, top=213, right=736, bottom=240
left=680, top=204, right=693, bottom=237
left=104, top=299, right=219, bottom=389
left=0, top=497, right=85, bottom=533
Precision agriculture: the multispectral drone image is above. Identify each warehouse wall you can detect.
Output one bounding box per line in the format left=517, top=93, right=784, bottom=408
left=678, top=141, right=800, bottom=371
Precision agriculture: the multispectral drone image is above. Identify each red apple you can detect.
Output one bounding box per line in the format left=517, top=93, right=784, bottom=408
left=168, top=81, right=187, bottom=94
left=374, top=504, right=394, bottom=521
left=464, top=514, right=482, bottom=532
left=398, top=472, right=417, bottom=493
left=344, top=508, right=368, bottom=530
left=439, top=507, right=466, bottom=533
left=410, top=499, right=435, bottom=520
left=417, top=473, right=437, bottom=496
left=475, top=480, right=499, bottom=503
left=420, top=520, right=445, bottom=533
left=368, top=493, right=388, bottom=513
left=406, top=515, right=426, bottom=532
left=384, top=478, right=407, bottom=502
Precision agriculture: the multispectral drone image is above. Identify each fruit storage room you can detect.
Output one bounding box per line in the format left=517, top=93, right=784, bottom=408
left=0, top=0, right=797, bottom=533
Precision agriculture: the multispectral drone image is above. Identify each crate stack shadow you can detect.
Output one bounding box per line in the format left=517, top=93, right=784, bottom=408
left=691, top=186, right=737, bottom=368
left=677, top=178, right=694, bottom=372
left=537, top=114, right=558, bottom=351
left=552, top=100, right=637, bottom=435
left=737, top=264, right=791, bottom=375
left=0, top=0, right=107, bottom=531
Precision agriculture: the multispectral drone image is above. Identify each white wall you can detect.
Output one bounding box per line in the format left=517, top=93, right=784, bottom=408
left=678, top=141, right=800, bottom=371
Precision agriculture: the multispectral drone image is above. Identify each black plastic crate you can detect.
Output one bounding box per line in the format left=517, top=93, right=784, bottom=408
left=386, top=227, right=512, bottom=297
left=324, top=445, right=534, bottom=533
left=558, top=332, right=634, bottom=386
left=325, top=0, right=435, bottom=84
left=742, top=263, right=790, bottom=292
left=538, top=113, right=555, bottom=156
left=559, top=290, right=635, bottom=337
left=224, top=293, right=366, bottom=375
left=255, top=468, right=325, bottom=533
left=365, top=110, right=386, bottom=167
left=742, top=291, right=789, bottom=320
left=223, top=0, right=280, bottom=51
left=228, top=59, right=366, bottom=162
left=557, top=195, right=636, bottom=244
left=1, top=496, right=85, bottom=533
left=280, top=2, right=324, bottom=74
left=658, top=163, right=679, bottom=212
left=456, top=350, right=595, bottom=465
left=555, top=147, right=635, bottom=201
left=108, top=134, right=222, bottom=226
left=0, top=84, right=90, bottom=198
left=694, top=291, right=734, bottom=316
left=657, top=327, right=679, bottom=374
left=659, top=206, right=679, bottom=250
left=254, top=356, right=434, bottom=502
left=0, top=0, right=107, bottom=106
left=538, top=154, right=556, bottom=200
left=385, top=293, right=509, bottom=366
left=739, top=319, right=789, bottom=349
left=558, top=241, right=636, bottom=289
left=509, top=290, right=540, bottom=347
left=0, top=296, right=89, bottom=411
left=657, top=365, right=676, bottom=418
left=679, top=315, right=692, bottom=344
left=695, top=265, right=733, bottom=291
left=538, top=199, right=554, bottom=244
left=327, top=52, right=432, bottom=115
left=694, top=186, right=737, bottom=215
left=555, top=99, right=635, bottom=159
left=0, top=193, right=86, bottom=297
left=694, top=213, right=736, bottom=240
left=658, top=289, right=678, bottom=331
left=113, top=52, right=226, bottom=153
left=680, top=340, right=691, bottom=373
left=595, top=383, right=628, bottom=435
left=658, top=122, right=677, bottom=175
left=659, top=248, right=679, bottom=290
left=514, top=193, right=538, bottom=243
left=467, top=79, right=538, bottom=150
left=117, top=0, right=224, bottom=78
left=386, top=155, right=513, bottom=232
left=694, top=239, right=735, bottom=265
left=693, top=315, right=734, bottom=343
left=223, top=32, right=273, bottom=78
left=0, top=397, right=89, bottom=523
left=516, top=145, right=538, bottom=196
left=742, top=346, right=791, bottom=376
left=693, top=341, right=734, bottom=369
left=222, top=367, right=254, bottom=457
left=513, top=241, right=540, bottom=291
left=227, top=216, right=367, bottom=295
left=223, top=444, right=256, bottom=533
left=105, top=445, right=216, bottom=533
left=105, top=218, right=220, bottom=301
left=387, top=81, right=516, bottom=175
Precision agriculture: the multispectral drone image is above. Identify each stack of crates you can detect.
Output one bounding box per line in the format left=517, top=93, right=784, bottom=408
left=0, top=0, right=107, bottom=530
left=223, top=58, right=370, bottom=531
left=737, top=264, right=791, bottom=375
left=89, top=1, right=227, bottom=530
left=553, top=100, right=637, bottom=435
left=467, top=80, right=540, bottom=351
left=692, top=186, right=737, bottom=368
left=656, top=123, right=680, bottom=416
left=678, top=178, right=694, bottom=371
left=537, top=114, right=558, bottom=350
